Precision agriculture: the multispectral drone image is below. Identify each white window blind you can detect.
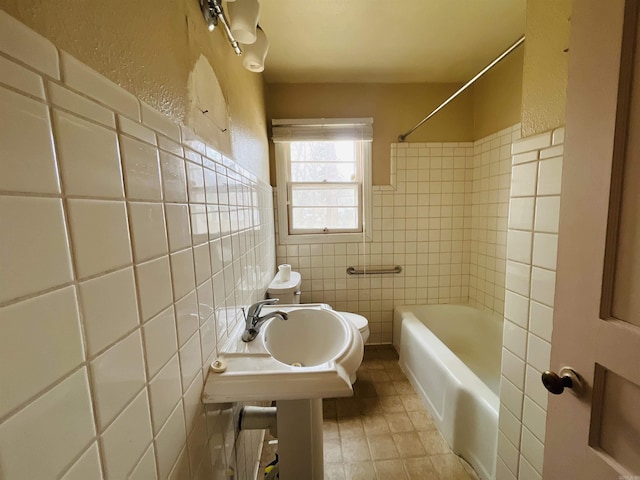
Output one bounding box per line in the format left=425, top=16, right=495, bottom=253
left=272, top=118, right=373, bottom=143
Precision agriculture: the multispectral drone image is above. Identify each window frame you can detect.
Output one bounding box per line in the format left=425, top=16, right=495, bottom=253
left=275, top=138, right=372, bottom=245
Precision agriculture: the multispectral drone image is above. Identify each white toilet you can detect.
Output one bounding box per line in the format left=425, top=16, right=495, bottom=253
left=266, top=270, right=371, bottom=346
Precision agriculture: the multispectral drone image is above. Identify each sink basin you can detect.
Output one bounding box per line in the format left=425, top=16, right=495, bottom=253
left=202, top=304, right=364, bottom=403
left=264, top=308, right=349, bottom=367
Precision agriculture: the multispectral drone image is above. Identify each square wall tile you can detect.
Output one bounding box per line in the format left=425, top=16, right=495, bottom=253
left=155, top=401, right=187, bottom=479
left=179, top=332, right=202, bottom=392
left=525, top=365, right=548, bottom=411
left=175, top=291, right=199, bottom=347
left=502, top=348, right=526, bottom=389
left=101, top=389, right=153, bottom=480
left=128, top=202, right=168, bottom=263
left=160, top=151, right=188, bottom=203
left=67, top=199, right=132, bottom=279
left=143, top=307, right=178, bottom=378
left=522, top=397, right=547, bottom=443
left=0, top=286, right=84, bottom=418
left=499, top=404, right=522, bottom=448
left=497, top=432, right=519, bottom=477
left=510, top=163, right=538, bottom=197
left=526, top=334, right=551, bottom=373
left=0, top=10, right=60, bottom=78
left=508, top=197, right=535, bottom=231
left=0, top=369, right=95, bottom=479
left=537, top=157, right=562, bottom=196
left=0, top=55, right=45, bottom=98
left=500, top=376, right=524, bottom=418
left=529, top=301, right=553, bottom=342
left=0, top=196, right=73, bottom=303
left=60, top=51, right=139, bottom=119
left=61, top=443, right=103, bottom=480
left=136, top=256, right=173, bottom=321
left=505, top=261, right=531, bottom=298
left=120, top=136, right=162, bottom=201
left=193, top=243, right=212, bottom=286
left=90, top=330, right=146, bottom=429
left=79, top=267, right=140, bottom=356
left=534, top=196, right=561, bottom=233
left=53, top=110, right=123, bottom=198
left=504, top=291, right=529, bottom=328
left=170, top=248, right=196, bottom=301
left=503, top=320, right=527, bottom=357
left=186, top=161, right=206, bottom=203
left=48, top=82, right=115, bottom=128
left=506, top=230, right=532, bottom=264
left=0, top=87, right=59, bottom=194
left=532, top=233, right=558, bottom=270
left=149, top=355, right=182, bottom=434
left=128, top=445, right=157, bottom=480
left=166, top=203, right=192, bottom=252
left=530, top=267, right=556, bottom=307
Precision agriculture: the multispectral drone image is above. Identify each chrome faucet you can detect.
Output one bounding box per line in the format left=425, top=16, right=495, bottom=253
left=241, top=299, right=288, bottom=342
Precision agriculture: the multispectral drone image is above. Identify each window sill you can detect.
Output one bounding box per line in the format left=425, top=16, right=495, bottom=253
left=277, top=231, right=371, bottom=245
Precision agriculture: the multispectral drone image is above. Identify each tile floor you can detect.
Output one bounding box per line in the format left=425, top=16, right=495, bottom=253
left=258, top=345, right=479, bottom=479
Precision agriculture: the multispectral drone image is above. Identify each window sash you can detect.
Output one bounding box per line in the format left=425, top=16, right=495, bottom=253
left=286, top=142, right=363, bottom=235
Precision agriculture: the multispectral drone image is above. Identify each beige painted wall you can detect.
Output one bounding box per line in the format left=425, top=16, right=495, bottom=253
left=473, top=46, right=524, bottom=140
left=521, top=0, right=572, bottom=137
left=0, top=0, right=270, bottom=180
left=265, top=83, right=475, bottom=185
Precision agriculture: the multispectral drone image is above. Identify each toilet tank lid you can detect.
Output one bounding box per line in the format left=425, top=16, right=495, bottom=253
left=267, top=271, right=301, bottom=294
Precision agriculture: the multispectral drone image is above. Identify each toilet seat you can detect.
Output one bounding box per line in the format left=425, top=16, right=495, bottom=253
left=338, top=312, right=368, bottom=334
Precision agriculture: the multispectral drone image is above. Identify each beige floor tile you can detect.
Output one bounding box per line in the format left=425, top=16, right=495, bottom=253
left=324, top=437, right=343, bottom=463
left=430, top=453, right=474, bottom=480
left=338, top=416, right=365, bottom=438
left=379, top=395, right=405, bottom=413
left=393, top=380, right=415, bottom=395
left=336, top=397, right=360, bottom=417
left=401, top=394, right=426, bottom=412
left=373, top=381, right=398, bottom=396
left=408, top=410, right=436, bottom=431
left=323, top=398, right=337, bottom=418
left=354, top=380, right=377, bottom=398
left=324, top=462, right=346, bottom=480
left=369, top=369, right=392, bottom=383
left=341, top=436, right=371, bottom=462
left=323, top=418, right=340, bottom=440
left=361, top=415, right=390, bottom=436
left=344, top=461, right=376, bottom=480
left=357, top=397, right=384, bottom=416
left=374, top=459, right=408, bottom=479
left=367, top=434, right=399, bottom=461
left=403, top=457, right=440, bottom=480
left=384, top=412, right=415, bottom=433
left=393, top=432, right=427, bottom=458
left=418, top=430, right=451, bottom=455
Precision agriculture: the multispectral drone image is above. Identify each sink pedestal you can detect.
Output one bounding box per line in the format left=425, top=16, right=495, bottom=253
left=276, top=398, right=324, bottom=479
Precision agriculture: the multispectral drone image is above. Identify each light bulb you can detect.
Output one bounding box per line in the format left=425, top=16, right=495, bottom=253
left=242, top=26, right=268, bottom=72
left=228, top=0, right=260, bottom=44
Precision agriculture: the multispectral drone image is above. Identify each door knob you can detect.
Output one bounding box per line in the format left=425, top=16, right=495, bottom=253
left=541, top=367, right=583, bottom=395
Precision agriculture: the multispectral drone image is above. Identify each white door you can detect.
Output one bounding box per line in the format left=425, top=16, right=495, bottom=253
left=543, top=0, right=640, bottom=478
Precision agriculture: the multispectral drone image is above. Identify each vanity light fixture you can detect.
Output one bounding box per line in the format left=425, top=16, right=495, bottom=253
left=199, top=0, right=242, bottom=55
left=199, top=0, right=268, bottom=72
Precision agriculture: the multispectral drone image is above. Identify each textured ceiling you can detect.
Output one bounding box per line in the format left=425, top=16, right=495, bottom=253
left=258, top=0, right=526, bottom=83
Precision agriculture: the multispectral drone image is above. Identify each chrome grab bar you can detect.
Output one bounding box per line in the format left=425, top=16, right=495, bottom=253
left=346, top=266, right=402, bottom=275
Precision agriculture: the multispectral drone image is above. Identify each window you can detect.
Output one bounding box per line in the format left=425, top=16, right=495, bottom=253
left=273, top=118, right=373, bottom=244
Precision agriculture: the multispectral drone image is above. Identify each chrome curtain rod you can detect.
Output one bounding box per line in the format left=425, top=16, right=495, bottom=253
left=398, top=35, right=525, bottom=142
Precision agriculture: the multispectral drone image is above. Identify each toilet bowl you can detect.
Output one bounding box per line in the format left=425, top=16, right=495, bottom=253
left=266, top=269, right=370, bottom=380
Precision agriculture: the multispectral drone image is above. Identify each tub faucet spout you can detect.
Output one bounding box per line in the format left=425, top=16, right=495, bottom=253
left=242, top=299, right=288, bottom=342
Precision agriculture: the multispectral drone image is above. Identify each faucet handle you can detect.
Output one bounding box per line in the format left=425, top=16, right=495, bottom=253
left=248, top=298, right=278, bottom=318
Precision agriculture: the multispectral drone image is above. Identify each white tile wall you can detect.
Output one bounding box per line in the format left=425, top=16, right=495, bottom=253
left=498, top=128, right=564, bottom=480
left=0, top=11, right=273, bottom=480
left=274, top=125, right=519, bottom=343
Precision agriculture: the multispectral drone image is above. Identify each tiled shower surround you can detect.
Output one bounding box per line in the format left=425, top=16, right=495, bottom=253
left=0, top=13, right=274, bottom=480
left=275, top=125, right=520, bottom=344
left=496, top=129, right=564, bottom=480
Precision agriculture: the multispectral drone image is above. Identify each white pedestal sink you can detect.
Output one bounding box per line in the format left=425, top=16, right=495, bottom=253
left=201, top=304, right=364, bottom=479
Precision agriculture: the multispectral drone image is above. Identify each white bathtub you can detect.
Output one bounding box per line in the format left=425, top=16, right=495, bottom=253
left=393, top=304, right=503, bottom=480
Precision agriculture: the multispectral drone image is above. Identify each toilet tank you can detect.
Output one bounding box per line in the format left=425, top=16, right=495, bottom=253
left=267, top=271, right=302, bottom=304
